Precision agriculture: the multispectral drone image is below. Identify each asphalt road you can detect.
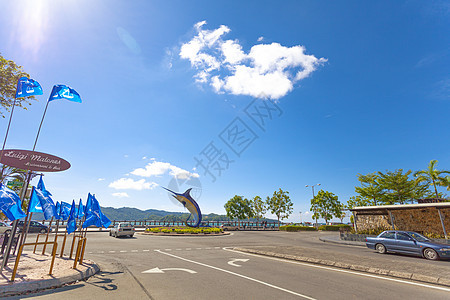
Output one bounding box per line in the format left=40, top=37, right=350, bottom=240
left=6, top=231, right=450, bottom=300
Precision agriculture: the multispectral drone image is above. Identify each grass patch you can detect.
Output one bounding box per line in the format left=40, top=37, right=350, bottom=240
left=318, top=224, right=352, bottom=231
left=279, top=225, right=317, bottom=232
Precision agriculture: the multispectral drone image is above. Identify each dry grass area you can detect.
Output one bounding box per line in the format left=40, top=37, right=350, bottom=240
left=0, top=251, right=95, bottom=285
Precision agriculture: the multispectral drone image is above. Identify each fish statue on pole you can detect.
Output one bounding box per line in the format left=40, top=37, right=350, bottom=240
left=162, top=187, right=202, bottom=227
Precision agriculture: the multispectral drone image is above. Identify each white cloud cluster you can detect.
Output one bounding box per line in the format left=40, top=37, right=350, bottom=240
left=180, top=21, right=327, bottom=99
left=112, top=192, right=130, bottom=198
left=109, top=178, right=158, bottom=190
left=131, top=160, right=199, bottom=180
left=108, top=160, right=198, bottom=192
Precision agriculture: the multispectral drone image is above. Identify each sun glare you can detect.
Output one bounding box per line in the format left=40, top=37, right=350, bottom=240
left=11, top=0, right=50, bottom=58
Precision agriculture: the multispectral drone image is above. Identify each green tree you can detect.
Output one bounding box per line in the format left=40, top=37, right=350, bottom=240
left=250, top=196, right=266, bottom=221
left=377, top=169, right=416, bottom=204
left=224, top=195, right=253, bottom=226
left=355, top=173, right=385, bottom=205
left=414, top=160, right=450, bottom=199
left=0, top=53, right=37, bottom=117
left=266, top=188, right=293, bottom=226
left=310, top=190, right=340, bottom=224
left=346, top=195, right=370, bottom=209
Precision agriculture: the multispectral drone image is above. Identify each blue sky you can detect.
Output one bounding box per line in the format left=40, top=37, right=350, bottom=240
left=0, top=0, right=449, bottom=222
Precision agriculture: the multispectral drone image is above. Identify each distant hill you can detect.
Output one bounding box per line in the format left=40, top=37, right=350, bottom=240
left=31, top=206, right=276, bottom=222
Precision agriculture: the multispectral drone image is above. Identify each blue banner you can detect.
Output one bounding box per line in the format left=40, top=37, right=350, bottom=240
left=77, top=198, right=85, bottom=219
left=48, top=84, right=82, bottom=103
left=31, top=187, right=57, bottom=220
left=15, top=77, right=43, bottom=99
left=82, top=195, right=111, bottom=228
left=0, top=183, right=26, bottom=221
left=55, top=202, right=61, bottom=220
left=67, top=200, right=77, bottom=234
left=60, top=201, right=71, bottom=220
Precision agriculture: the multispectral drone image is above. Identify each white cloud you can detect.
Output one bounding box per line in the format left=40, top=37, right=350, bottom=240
left=257, top=36, right=264, bottom=42
left=98, top=178, right=105, bottom=181
left=130, top=160, right=199, bottom=180
left=109, top=178, right=158, bottom=190
left=112, top=192, right=130, bottom=198
left=180, top=21, right=326, bottom=100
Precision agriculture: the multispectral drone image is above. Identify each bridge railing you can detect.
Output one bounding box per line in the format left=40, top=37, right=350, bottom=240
left=36, top=220, right=282, bottom=230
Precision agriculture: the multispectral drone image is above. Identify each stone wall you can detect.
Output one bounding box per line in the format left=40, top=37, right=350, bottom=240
left=355, top=207, right=449, bottom=237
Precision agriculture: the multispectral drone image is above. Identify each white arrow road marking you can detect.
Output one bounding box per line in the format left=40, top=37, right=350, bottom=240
left=155, top=250, right=315, bottom=299
left=142, top=267, right=197, bottom=274
left=228, top=258, right=249, bottom=267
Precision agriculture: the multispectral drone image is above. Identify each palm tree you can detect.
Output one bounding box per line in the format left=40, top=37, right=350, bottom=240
left=414, top=160, right=450, bottom=199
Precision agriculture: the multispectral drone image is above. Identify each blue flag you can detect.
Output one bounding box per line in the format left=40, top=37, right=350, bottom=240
left=48, top=85, right=82, bottom=103
left=60, top=201, right=71, bottom=220
left=29, top=175, right=49, bottom=213
left=28, top=190, right=43, bottom=213
left=31, top=186, right=57, bottom=220
left=55, top=202, right=61, bottom=220
left=67, top=200, right=77, bottom=234
left=85, top=193, right=93, bottom=216
left=37, top=175, right=52, bottom=197
left=0, top=183, right=26, bottom=221
left=15, top=77, right=43, bottom=99
left=77, top=199, right=85, bottom=219
left=82, top=195, right=111, bottom=228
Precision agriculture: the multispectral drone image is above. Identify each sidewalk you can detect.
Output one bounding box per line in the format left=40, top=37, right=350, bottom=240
left=0, top=251, right=99, bottom=297
left=236, top=233, right=450, bottom=287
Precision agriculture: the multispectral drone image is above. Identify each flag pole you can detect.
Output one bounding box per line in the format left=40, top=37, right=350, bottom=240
left=0, top=98, right=18, bottom=183
left=14, top=98, right=50, bottom=262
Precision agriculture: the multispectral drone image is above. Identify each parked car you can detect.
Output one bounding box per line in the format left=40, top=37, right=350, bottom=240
left=110, top=223, right=135, bottom=238
left=220, top=223, right=239, bottom=231
left=366, top=230, right=450, bottom=260
left=16, top=220, right=51, bottom=233
left=199, top=222, right=212, bottom=228
left=0, top=221, right=12, bottom=234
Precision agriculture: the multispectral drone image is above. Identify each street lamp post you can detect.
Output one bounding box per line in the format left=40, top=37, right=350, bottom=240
left=306, top=183, right=321, bottom=228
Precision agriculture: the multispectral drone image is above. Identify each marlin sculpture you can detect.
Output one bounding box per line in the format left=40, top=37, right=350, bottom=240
left=162, top=187, right=202, bottom=227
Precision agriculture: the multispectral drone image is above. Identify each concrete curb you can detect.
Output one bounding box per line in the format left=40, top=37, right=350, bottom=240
left=234, top=247, right=450, bottom=288
left=318, top=236, right=366, bottom=247
left=0, top=263, right=100, bottom=297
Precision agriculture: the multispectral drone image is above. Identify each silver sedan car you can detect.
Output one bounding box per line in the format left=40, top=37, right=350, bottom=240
left=110, top=223, right=135, bottom=238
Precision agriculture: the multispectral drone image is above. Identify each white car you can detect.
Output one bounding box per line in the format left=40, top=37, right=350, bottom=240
left=220, top=223, right=240, bottom=231
left=110, top=223, right=135, bottom=238
left=0, top=221, right=12, bottom=234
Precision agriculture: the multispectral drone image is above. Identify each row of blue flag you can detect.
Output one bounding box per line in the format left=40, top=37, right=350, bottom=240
left=0, top=176, right=110, bottom=234
left=15, top=76, right=82, bottom=103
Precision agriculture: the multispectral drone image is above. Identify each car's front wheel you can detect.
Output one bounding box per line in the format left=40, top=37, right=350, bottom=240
left=375, top=243, right=386, bottom=254
left=39, top=228, right=47, bottom=234
left=423, top=248, right=439, bottom=260
left=5, top=229, right=11, bottom=234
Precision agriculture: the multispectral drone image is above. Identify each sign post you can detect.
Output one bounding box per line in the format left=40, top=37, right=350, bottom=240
left=0, top=149, right=70, bottom=269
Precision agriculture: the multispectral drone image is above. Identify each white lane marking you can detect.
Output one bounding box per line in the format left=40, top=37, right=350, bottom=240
left=155, top=250, right=315, bottom=299
left=205, top=247, right=212, bottom=250
left=228, top=258, right=249, bottom=267
left=214, top=247, right=220, bottom=249
left=196, top=248, right=202, bottom=250
left=109, top=251, right=115, bottom=253
left=223, top=247, right=450, bottom=292
left=143, top=250, right=150, bottom=252
left=176, top=248, right=182, bottom=251
left=120, top=250, right=127, bottom=253
left=186, top=248, right=192, bottom=250
left=131, top=250, right=138, bottom=252
left=142, top=267, right=197, bottom=274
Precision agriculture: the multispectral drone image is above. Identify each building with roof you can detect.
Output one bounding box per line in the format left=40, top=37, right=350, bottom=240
left=350, top=202, right=449, bottom=239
